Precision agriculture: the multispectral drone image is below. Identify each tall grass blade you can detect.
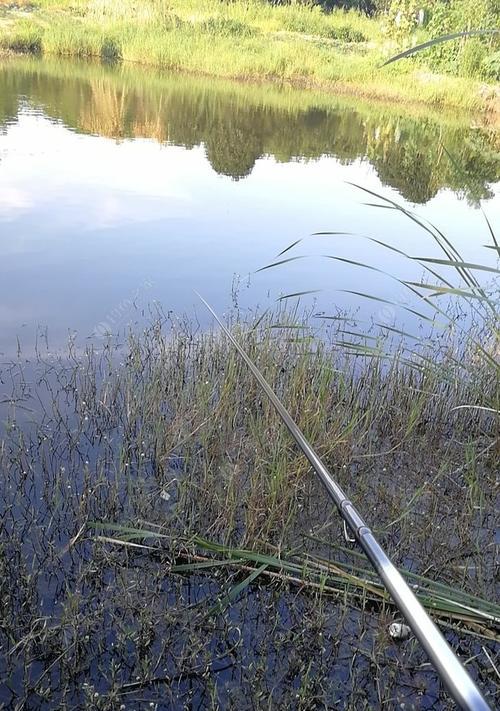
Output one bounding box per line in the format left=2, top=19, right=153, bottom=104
left=404, top=283, right=495, bottom=304
left=277, top=238, right=303, bottom=257
left=347, top=182, right=481, bottom=290
left=412, top=258, right=500, bottom=275
left=277, top=290, right=321, bottom=301
left=482, top=211, right=499, bottom=251
left=207, top=563, right=268, bottom=617
left=382, top=30, right=500, bottom=66
left=450, top=405, right=499, bottom=415
left=339, top=290, right=436, bottom=322
left=256, top=256, right=306, bottom=272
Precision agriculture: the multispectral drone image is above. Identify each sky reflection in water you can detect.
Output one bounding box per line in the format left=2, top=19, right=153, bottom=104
left=0, top=59, right=498, bottom=357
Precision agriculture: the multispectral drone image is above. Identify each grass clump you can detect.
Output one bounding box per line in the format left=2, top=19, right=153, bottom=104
left=40, top=21, right=106, bottom=58
left=280, top=7, right=367, bottom=42
left=0, top=20, right=41, bottom=54
left=199, top=16, right=257, bottom=39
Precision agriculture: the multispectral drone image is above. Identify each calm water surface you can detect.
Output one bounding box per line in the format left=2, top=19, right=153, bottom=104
left=0, top=57, right=499, bottom=356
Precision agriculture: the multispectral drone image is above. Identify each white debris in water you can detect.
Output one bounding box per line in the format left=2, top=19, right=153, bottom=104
left=160, top=488, right=171, bottom=501
left=389, top=622, right=411, bottom=641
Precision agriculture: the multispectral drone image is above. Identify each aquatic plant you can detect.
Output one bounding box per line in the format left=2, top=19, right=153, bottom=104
left=0, top=291, right=498, bottom=706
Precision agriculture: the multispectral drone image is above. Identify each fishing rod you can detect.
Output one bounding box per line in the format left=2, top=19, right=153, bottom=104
left=199, top=296, right=491, bottom=711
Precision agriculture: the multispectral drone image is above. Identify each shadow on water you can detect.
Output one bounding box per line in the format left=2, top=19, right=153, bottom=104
left=0, top=56, right=499, bottom=203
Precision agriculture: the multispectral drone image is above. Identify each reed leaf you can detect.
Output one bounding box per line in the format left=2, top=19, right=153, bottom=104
left=412, top=257, right=500, bottom=276
left=277, top=290, right=321, bottom=301
left=382, top=30, right=500, bottom=67
left=276, top=238, right=303, bottom=257
left=207, top=563, right=268, bottom=617
left=256, top=256, right=306, bottom=272
left=92, top=524, right=500, bottom=636
left=339, top=290, right=435, bottom=322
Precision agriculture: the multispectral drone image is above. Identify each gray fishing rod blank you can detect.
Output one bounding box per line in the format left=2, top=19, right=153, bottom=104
left=200, top=296, right=491, bottom=711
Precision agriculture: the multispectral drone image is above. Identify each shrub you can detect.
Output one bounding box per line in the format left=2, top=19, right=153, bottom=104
left=482, top=50, right=500, bottom=80
left=101, top=37, right=122, bottom=61
left=424, top=0, right=499, bottom=77
left=459, top=38, right=487, bottom=79
left=384, top=0, right=423, bottom=44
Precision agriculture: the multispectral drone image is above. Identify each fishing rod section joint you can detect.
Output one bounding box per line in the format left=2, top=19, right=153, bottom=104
left=340, top=500, right=371, bottom=541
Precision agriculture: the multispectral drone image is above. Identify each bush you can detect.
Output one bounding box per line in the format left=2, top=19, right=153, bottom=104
left=459, top=38, right=487, bottom=78
left=482, top=51, right=500, bottom=80
left=384, top=0, right=423, bottom=44
left=101, top=37, right=121, bottom=61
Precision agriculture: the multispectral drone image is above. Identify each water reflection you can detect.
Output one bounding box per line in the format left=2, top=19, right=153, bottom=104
left=0, top=57, right=498, bottom=357
left=1, top=57, right=498, bottom=203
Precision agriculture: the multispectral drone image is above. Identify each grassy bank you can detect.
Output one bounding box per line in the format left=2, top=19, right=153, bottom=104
left=0, top=0, right=499, bottom=116
left=0, top=301, right=498, bottom=707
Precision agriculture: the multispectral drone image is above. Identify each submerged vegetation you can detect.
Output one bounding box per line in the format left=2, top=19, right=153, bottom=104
left=0, top=0, right=499, bottom=114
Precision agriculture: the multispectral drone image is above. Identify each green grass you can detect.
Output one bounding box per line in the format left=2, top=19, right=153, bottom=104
left=1, top=298, right=498, bottom=705
left=0, top=0, right=499, bottom=114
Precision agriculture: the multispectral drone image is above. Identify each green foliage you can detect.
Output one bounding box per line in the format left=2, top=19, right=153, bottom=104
left=483, top=50, right=500, bottom=80
left=381, top=0, right=499, bottom=78
left=199, top=17, right=256, bottom=38
left=460, top=38, right=488, bottom=79
left=385, top=0, right=423, bottom=43
left=418, top=0, right=499, bottom=77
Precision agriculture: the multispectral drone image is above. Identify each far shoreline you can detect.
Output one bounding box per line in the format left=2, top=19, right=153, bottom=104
left=1, top=48, right=499, bottom=129
left=0, top=1, right=499, bottom=124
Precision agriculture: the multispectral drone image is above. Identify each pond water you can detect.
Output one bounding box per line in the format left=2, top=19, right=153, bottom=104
left=0, top=56, right=499, bottom=356
left=0, top=56, right=498, bottom=710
